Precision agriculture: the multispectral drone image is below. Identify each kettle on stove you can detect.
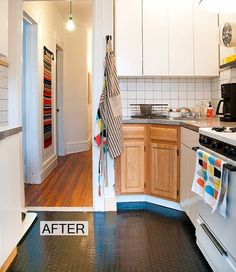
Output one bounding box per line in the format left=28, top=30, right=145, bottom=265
left=216, top=83, right=236, bottom=122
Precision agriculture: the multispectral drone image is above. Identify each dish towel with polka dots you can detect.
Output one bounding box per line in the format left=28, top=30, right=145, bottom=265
left=191, top=149, right=229, bottom=218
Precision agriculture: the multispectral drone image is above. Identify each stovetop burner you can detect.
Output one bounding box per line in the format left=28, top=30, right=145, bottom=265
left=212, top=127, right=236, bottom=133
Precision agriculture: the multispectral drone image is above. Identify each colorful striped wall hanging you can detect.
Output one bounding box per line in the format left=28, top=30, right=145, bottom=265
left=43, top=46, right=54, bottom=149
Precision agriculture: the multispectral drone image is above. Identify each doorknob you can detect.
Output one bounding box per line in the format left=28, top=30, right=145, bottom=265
left=56, top=109, right=59, bottom=112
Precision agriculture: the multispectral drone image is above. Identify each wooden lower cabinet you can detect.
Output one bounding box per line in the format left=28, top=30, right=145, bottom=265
left=149, top=142, right=178, bottom=201
left=116, top=124, right=179, bottom=201
left=121, top=141, right=145, bottom=193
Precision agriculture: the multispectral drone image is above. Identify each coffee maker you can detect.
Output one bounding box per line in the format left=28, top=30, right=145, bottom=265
left=216, top=83, right=236, bottom=122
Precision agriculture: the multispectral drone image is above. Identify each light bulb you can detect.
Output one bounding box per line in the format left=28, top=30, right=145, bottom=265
left=66, top=16, right=75, bottom=31
left=199, top=0, right=236, bottom=13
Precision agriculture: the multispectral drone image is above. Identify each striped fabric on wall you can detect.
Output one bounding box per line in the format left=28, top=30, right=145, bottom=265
left=43, top=47, right=53, bottom=149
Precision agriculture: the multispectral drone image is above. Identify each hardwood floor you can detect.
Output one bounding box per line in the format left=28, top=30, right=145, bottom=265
left=25, top=149, right=92, bottom=207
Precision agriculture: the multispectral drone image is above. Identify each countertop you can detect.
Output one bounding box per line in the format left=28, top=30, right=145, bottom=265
left=123, top=117, right=236, bottom=132
left=0, top=126, right=22, bottom=139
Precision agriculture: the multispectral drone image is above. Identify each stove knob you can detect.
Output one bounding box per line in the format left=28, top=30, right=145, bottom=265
left=212, top=141, right=222, bottom=150
left=224, top=145, right=231, bottom=154
left=203, top=137, right=212, bottom=145
left=199, top=135, right=204, bottom=144
left=229, top=147, right=236, bottom=156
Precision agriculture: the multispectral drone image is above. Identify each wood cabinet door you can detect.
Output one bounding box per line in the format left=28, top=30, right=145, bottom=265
left=115, top=0, right=142, bottom=76
left=150, top=142, right=178, bottom=200
left=121, top=141, right=145, bottom=193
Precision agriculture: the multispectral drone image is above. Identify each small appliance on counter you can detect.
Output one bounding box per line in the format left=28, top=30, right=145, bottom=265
left=216, top=83, right=236, bottom=121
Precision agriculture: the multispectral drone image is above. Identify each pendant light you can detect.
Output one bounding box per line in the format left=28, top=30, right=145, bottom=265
left=199, top=0, right=236, bottom=13
left=66, top=0, right=75, bottom=31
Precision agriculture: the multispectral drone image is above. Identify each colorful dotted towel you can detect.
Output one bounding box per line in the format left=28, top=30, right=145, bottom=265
left=192, top=149, right=228, bottom=217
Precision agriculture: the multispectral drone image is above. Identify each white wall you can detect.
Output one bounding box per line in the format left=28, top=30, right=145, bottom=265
left=92, top=0, right=116, bottom=211
left=64, top=26, right=90, bottom=154
left=23, top=1, right=91, bottom=182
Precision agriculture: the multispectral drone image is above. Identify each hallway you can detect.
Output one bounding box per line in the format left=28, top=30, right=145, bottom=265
left=25, top=150, right=92, bottom=207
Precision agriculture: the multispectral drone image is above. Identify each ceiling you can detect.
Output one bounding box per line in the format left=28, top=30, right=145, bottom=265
left=54, top=0, right=92, bottom=29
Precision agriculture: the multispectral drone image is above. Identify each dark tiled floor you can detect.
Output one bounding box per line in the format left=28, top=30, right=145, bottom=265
left=9, top=207, right=212, bottom=272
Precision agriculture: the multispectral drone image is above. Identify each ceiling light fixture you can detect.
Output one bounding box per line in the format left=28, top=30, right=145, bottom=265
left=66, top=0, right=75, bottom=31
left=199, top=0, right=236, bottom=13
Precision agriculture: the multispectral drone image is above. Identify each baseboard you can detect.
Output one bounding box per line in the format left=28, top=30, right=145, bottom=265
left=104, top=196, right=117, bottom=211
left=0, top=247, right=17, bottom=272
left=66, top=136, right=92, bottom=154
left=41, top=154, right=57, bottom=182
left=116, top=194, right=182, bottom=212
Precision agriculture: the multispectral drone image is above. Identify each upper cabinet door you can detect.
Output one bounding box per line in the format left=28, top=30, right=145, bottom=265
left=0, top=0, right=8, bottom=57
left=115, top=0, right=142, bottom=76
left=143, top=0, right=169, bottom=76
left=168, top=0, right=194, bottom=76
left=193, top=0, right=219, bottom=76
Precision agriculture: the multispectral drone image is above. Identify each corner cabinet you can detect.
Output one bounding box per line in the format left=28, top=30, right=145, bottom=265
left=115, top=124, right=180, bottom=202
left=115, top=0, right=219, bottom=77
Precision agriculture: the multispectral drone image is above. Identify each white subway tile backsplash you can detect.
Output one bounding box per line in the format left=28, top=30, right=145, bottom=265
left=137, top=91, right=145, bottom=100
left=119, top=76, right=214, bottom=117
left=171, top=82, right=178, bottom=91
left=145, top=91, right=153, bottom=100
left=171, top=91, right=178, bottom=100
left=128, top=91, right=136, bottom=100
left=179, top=90, right=187, bottom=100
left=127, top=81, right=136, bottom=91
left=145, top=81, right=153, bottom=91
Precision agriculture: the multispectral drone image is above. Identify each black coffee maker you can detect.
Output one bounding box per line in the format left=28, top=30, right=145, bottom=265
left=216, top=83, right=236, bottom=122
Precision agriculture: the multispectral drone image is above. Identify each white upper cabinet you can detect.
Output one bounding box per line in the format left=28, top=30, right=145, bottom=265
left=0, top=0, right=8, bottom=57
left=143, top=0, right=169, bottom=76
left=115, top=0, right=142, bottom=76
left=168, top=0, right=194, bottom=76
left=193, top=0, right=218, bottom=76
left=115, top=0, right=219, bottom=77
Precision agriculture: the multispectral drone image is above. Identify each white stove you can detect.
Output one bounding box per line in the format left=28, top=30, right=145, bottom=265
left=196, top=126, right=236, bottom=272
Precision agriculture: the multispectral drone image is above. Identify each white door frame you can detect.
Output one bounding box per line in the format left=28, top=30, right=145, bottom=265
left=54, top=34, right=65, bottom=156
left=22, top=11, right=41, bottom=184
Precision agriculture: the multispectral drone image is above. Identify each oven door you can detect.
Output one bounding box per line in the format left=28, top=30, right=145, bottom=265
left=198, top=145, right=236, bottom=263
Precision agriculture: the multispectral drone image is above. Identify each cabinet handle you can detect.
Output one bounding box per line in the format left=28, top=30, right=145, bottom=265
left=192, top=146, right=199, bottom=152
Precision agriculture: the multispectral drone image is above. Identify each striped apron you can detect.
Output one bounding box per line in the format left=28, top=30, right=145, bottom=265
left=99, top=41, right=124, bottom=159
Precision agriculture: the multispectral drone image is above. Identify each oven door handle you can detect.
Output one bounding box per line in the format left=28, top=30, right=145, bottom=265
left=200, top=223, right=228, bottom=256
left=192, top=146, right=199, bottom=152
left=224, top=163, right=236, bottom=172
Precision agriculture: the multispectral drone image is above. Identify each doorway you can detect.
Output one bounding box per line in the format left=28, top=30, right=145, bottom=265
left=55, top=44, right=65, bottom=156
left=22, top=12, right=41, bottom=185
left=23, top=0, right=93, bottom=208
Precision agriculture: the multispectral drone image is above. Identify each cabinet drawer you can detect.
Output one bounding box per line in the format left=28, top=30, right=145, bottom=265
left=149, top=126, right=178, bottom=142
left=123, top=125, right=145, bottom=139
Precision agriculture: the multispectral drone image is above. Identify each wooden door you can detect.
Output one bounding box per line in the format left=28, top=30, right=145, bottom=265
left=150, top=142, right=178, bottom=200
left=121, top=141, right=145, bottom=193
